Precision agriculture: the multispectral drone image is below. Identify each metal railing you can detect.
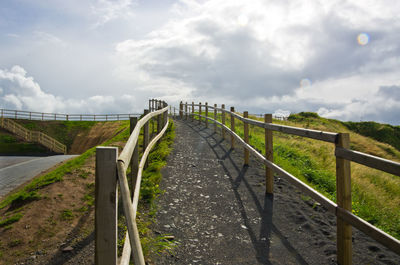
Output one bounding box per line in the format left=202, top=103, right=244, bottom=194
left=0, top=108, right=140, bottom=121
left=178, top=101, right=400, bottom=265
left=95, top=99, right=169, bottom=265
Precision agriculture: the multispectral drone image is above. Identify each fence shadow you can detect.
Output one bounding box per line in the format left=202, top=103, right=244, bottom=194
left=183, top=120, right=308, bottom=265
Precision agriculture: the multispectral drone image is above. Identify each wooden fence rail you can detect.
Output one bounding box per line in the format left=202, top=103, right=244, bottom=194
left=179, top=101, right=400, bottom=265
left=95, top=99, right=169, bottom=265
left=0, top=108, right=140, bottom=121
left=0, top=117, right=66, bottom=154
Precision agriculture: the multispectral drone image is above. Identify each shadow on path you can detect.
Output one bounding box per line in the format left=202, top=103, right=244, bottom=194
left=184, top=121, right=308, bottom=265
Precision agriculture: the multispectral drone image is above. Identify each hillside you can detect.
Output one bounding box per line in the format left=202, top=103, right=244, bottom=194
left=0, top=118, right=174, bottom=264
left=343, top=120, right=400, bottom=152
left=0, top=129, right=50, bottom=155
left=3, top=119, right=127, bottom=154
left=264, top=112, right=400, bottom=239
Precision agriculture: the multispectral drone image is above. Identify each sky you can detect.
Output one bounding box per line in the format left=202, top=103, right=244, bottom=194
left=1, top=0, right=400, bottom=124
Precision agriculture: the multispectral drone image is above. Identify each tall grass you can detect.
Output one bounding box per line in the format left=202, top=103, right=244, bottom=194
left=195, top=110, right=400, bottom=239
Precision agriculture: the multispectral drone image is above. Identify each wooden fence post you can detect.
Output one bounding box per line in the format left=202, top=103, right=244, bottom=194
left=336, top=133, right=352, bottom=265
left=163, top=103, right=168, bottom=127
left=157, top=106, right=162, bottom=134
left=95, top=146, right=118, bottom=265
left=185, top=102, right=188, bottom=120
left=192, top=102, right=194, bottom=122
left=205, top=102, right=209, bottom=128
left=265, top=114, right=274, bottom=194
left=143, top=109, right=150, bottom=169
left=199, top=102, right=202, bottom=125
left=179, top=101, right=183, bottom=119
left=221, top=104, right=226, bottom=139
left=230, top=107, right=235, bottom=148
left=244, top=111, right=249, bottom=165
left=130, top=117, right=139, bottom=198
left=214, top=104, right=217, bottom=133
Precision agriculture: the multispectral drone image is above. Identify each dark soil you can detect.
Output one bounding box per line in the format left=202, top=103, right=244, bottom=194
left=153, top=118, right=400, bottom=264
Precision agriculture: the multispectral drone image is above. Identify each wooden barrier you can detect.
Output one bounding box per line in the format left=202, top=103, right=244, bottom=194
left=95, top=100, right=169, bottom=265
left=243, top=111, right=249, bottom=165
left=0, top=108, right=139, bottom=121
left=230, top=107, right=235, bottom=149
left=265, top=114, right=273, bottom=194
left=205, top=102, right=208, bottom=128
left=181, top=101, right=400, bottom=264
left=0, top=118, right=66, bottom=154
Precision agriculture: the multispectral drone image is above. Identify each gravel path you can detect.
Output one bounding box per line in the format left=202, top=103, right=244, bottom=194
left=153, top=118, right=400, bottom=265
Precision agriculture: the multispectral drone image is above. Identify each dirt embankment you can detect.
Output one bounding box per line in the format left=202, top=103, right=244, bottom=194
left=69, top=122, right=124, bottom=154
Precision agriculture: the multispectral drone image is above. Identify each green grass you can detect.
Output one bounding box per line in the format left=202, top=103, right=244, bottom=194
left=195, top=110, right=400, bottom=239
left=0, top=131, right=49, bottom=154
left=0, top=121, right=131, bottom=210
left=0, top=213, right=23, bottom=227
left=343, top=121, right=400, bottom=151
left=60, top=209, right=74, bottom=220
left=138, top=120, right=176, bottom=258
left=15, top=120, right=98, bottom=150
left=116, top=119, right=176, bottom=259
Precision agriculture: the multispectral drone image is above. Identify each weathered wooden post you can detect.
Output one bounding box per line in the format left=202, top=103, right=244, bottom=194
left=205, top=102, right=209, bottom=128
left=265, top=114, right=274, bottom=194
left=179, top=101, right=183, bottom=119
left=185, top=102, right=188, bottom=120
left=164, top=103, right=168, bottom=127
left=336, top=133, right=352, bottom=265
left=130, top=117, right=139, bottom=198
left=191, top=102, right=194, bottom=122
left=198, top=102, right=202, bottom=125
left=221, top=104, right=226, bottom=139
left=214, top=104, right=217, bottom=133
left=230, top=107, right=235, bottom=148
left=244, top=111, right=249, bottom=165
left=157, top=106, right=162, bottom=134
left=95, top=146, right=118, bottom=265
left=143, top=109, right=150, bottom=168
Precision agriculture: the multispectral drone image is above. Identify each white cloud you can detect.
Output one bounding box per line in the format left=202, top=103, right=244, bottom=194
left=0, top=66, right=140, bottom=114
left=112, top=0, right=400, bottom=124
left=91, top=0, right=136, bottom=28
left=1, top=0, right=400, bottom=124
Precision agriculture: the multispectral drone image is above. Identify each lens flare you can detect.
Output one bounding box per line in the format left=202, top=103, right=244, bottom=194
left=357, top=33, right=369, bottom=45
left=300, top=78, right=311, bottom=87
left=238, top=15, right=248, bottom=26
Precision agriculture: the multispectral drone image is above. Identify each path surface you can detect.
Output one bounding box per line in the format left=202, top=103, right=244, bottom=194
left=0, top=155, right=78, bottom=197
left=153, top=118, right=400, bottom=265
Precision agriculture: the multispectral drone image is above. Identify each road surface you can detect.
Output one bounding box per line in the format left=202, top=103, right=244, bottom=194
left=0, top=155, right=78, bottom=198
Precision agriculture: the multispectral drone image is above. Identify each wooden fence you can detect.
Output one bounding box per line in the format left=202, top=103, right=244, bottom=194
left=95, top=99, right=168, bottom=265
left=0, top=108, right=140, bottom=121
left=0, top=117, right=66, bottom=154
left=178, top=101, right=400, bottom=265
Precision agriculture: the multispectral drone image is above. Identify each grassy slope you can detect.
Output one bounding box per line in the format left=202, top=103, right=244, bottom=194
left=0, top=117, right=175, bottom=262
left=343, top=120, right=400, bottom=152
left=14, top=120, right=98, bottom=150
left=200, top=111, right=400, bottom=239
left=0, top=130, right=49, bottom=155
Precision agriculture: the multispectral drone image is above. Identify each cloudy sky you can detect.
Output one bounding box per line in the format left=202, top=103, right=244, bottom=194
left=1, top=0, right=400, bottom=124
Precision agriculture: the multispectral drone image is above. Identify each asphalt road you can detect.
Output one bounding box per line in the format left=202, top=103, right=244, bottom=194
left=0, top=155, right=78, bottom=198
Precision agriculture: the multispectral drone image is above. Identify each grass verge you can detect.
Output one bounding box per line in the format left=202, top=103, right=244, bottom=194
left=194, top=111, right=400, bottom=239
